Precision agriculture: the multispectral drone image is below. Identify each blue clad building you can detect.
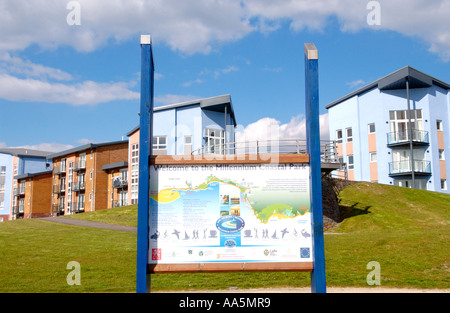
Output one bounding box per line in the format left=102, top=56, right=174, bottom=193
left=0, top=148, right=52, bottom=221
left=126, top=94, right=237, bottom=205
left=326, top=66, right=450, bottom=193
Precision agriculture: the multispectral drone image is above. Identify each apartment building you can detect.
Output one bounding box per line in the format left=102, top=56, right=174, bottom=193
left=126, top=94, right=237, bottom=205
left=13, top=170, right=52, bottom=219
left=102, top=161, right=128, bottom=209
left=47, top=140, right=128, bottom=215
left=327, top=66, right=450, bottom=193
left=0, top=148, right=52, bottom=221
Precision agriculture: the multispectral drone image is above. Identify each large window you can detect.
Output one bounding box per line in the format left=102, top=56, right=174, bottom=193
left=389, top=109, right=423, bottom=142
left=205, top=128, right=224, bottom=154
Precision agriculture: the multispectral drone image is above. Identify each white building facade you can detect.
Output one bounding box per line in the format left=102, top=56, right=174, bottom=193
left=327, top=66, right=450, bottom=193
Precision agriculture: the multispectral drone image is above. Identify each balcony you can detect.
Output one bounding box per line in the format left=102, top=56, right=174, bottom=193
left=14, top=188, right=25, bottom=196
left=71, top=202, right=85, bottom=213
left=12, top=205, right=24, bottom=215
left=113, top=178, right=128, bottom=189
left=387, top=130, right=429, bottom=147
left=389, top=160, right=432, bottom=177
left=52, top=204, right=64, bottom=215
left=74, top=161, right=86, bottom=171
left=53, top=185, right=65, bottom=194
left=53, top=166, right=66, bottom=175
left=72, top=181, right=85, bottom=192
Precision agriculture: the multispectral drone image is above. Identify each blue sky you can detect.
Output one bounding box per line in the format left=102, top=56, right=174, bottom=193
left=1, top=0, right=449, bottom=152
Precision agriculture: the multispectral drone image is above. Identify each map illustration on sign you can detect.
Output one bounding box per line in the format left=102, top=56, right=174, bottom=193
left=148, top=163, right=312, bottom=265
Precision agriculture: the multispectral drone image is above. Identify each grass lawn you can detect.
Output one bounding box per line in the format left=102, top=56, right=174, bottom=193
left=0, top=182, right=448, bottom=292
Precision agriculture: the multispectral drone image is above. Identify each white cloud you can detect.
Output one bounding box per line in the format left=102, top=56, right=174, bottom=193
left=346, top=79, right=365, bottom=89
left=181, top=78, right=205, bottom=88
left=0, top=53, right=73, bottom=81
left=154, top=94, right=202, bottom=106
left=235, top=113, right=330, bottom=143
left=12, top=142, right=75, bottom=153
left=76, top=138, right=94, bottom=145
left=0, top=74, right=139, bottom=105
left=0, top=0, right=449, bottom=60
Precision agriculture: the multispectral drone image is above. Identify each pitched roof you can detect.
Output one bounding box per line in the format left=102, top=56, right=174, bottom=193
left=0, top=148, right=52, bottom=158
left=326, top=66, right=450, bottom=109
left=46, top=140, right=128, bottom=160
left=127, top=94, right=237, bottom=136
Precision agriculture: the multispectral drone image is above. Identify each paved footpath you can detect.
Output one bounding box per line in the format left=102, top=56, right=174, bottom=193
left=40, top=216, right=137, bottom=232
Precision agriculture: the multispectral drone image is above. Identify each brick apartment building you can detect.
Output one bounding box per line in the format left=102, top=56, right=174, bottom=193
left=47, top=140, right=128, bottom=216
left=13, top=170, right=52, bottom=219
left=0, top=148, right=52, bottom=221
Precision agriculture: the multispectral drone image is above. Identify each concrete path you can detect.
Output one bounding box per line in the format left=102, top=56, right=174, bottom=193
left=40, top=216, right=137, bottom=232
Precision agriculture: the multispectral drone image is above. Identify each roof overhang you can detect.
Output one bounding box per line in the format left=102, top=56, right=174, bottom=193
left=326, top=66, right=450, bottom=109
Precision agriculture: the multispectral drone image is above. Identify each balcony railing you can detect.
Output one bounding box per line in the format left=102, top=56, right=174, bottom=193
left=389, top=160, right=431, bottom=176
left=192, top=139, right=341, bottom=164
left=12, top=205, right=24, bottom=214
left=387, top=130, right=429, bottom=146
left=71, top=202, right=85, bottom=213
left=113, top=179, right=128, bottom=189
left=53, top=166, right=67, bottom=175
left=114, top=200, right=128, bottom=208
left=53, top=185, right=65, bottom=194
left=52, top=204, right=64, bottom=215
left=74, top=161, right=86, bottom=171
left=72, top=181, right=85, bottom=191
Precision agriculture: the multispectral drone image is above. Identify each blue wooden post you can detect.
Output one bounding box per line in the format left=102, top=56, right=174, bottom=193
left=304, top=43, right=326, bottom=293
left=136, top=35, right=154, bottom=293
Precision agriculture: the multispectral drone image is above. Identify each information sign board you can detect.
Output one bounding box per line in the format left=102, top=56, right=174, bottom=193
left=147, top=157, right=313, bottom=273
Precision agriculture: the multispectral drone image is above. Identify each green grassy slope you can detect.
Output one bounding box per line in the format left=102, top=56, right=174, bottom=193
left=0, top=182, right=448, bottom=292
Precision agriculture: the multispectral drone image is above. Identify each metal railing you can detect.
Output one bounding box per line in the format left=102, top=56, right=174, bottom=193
left=192, top=139, right=340, bottom=164
left=113, top=179, right=128, bottom=189
left=72, top=181, right=85, bottom=191
left=12, top=205, right=23, bottom=215
left=74, top=161, right=86, bottom=171
left=387, top=129, right=429, bottom=146
left=389, top=160, right=431, bottom=175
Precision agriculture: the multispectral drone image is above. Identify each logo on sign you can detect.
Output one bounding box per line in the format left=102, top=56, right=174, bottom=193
left=152, top=248, right=161, bottom=260
left=216, top=215, right=245, bottom=233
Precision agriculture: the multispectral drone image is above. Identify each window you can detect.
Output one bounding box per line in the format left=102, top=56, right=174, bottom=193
left=153, top=136, right=168, bottom=151
left=0, top=166, right=6, bottom=175
left=370, top=152, right=377, bottom=162
left=61, top=158, right=66, bottom=172
left=205, top=128, right=225, bottom=154
left=389, top=109, right=423, bottom=142
left=441, top=179, right=447, bottom=190
left=120, top=169, right=128, bottom=181
left=78, top=194, right=85, bottom=210
left=336, top=129, right=343, bottom=144
left=368, top=123, right=376, bottom=134
left=79, top=153, right=86, bottom=168
left=346, top=128, right=352, bottom=142
left=184, top=135, right=193, bottom=155
left=439, top=150, right=445, bottom=160
left=437, top=120, right=443, bottom=131
left=348, top=155, right=354, bottom=170
left=131, top=143, right=139, bottom=205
